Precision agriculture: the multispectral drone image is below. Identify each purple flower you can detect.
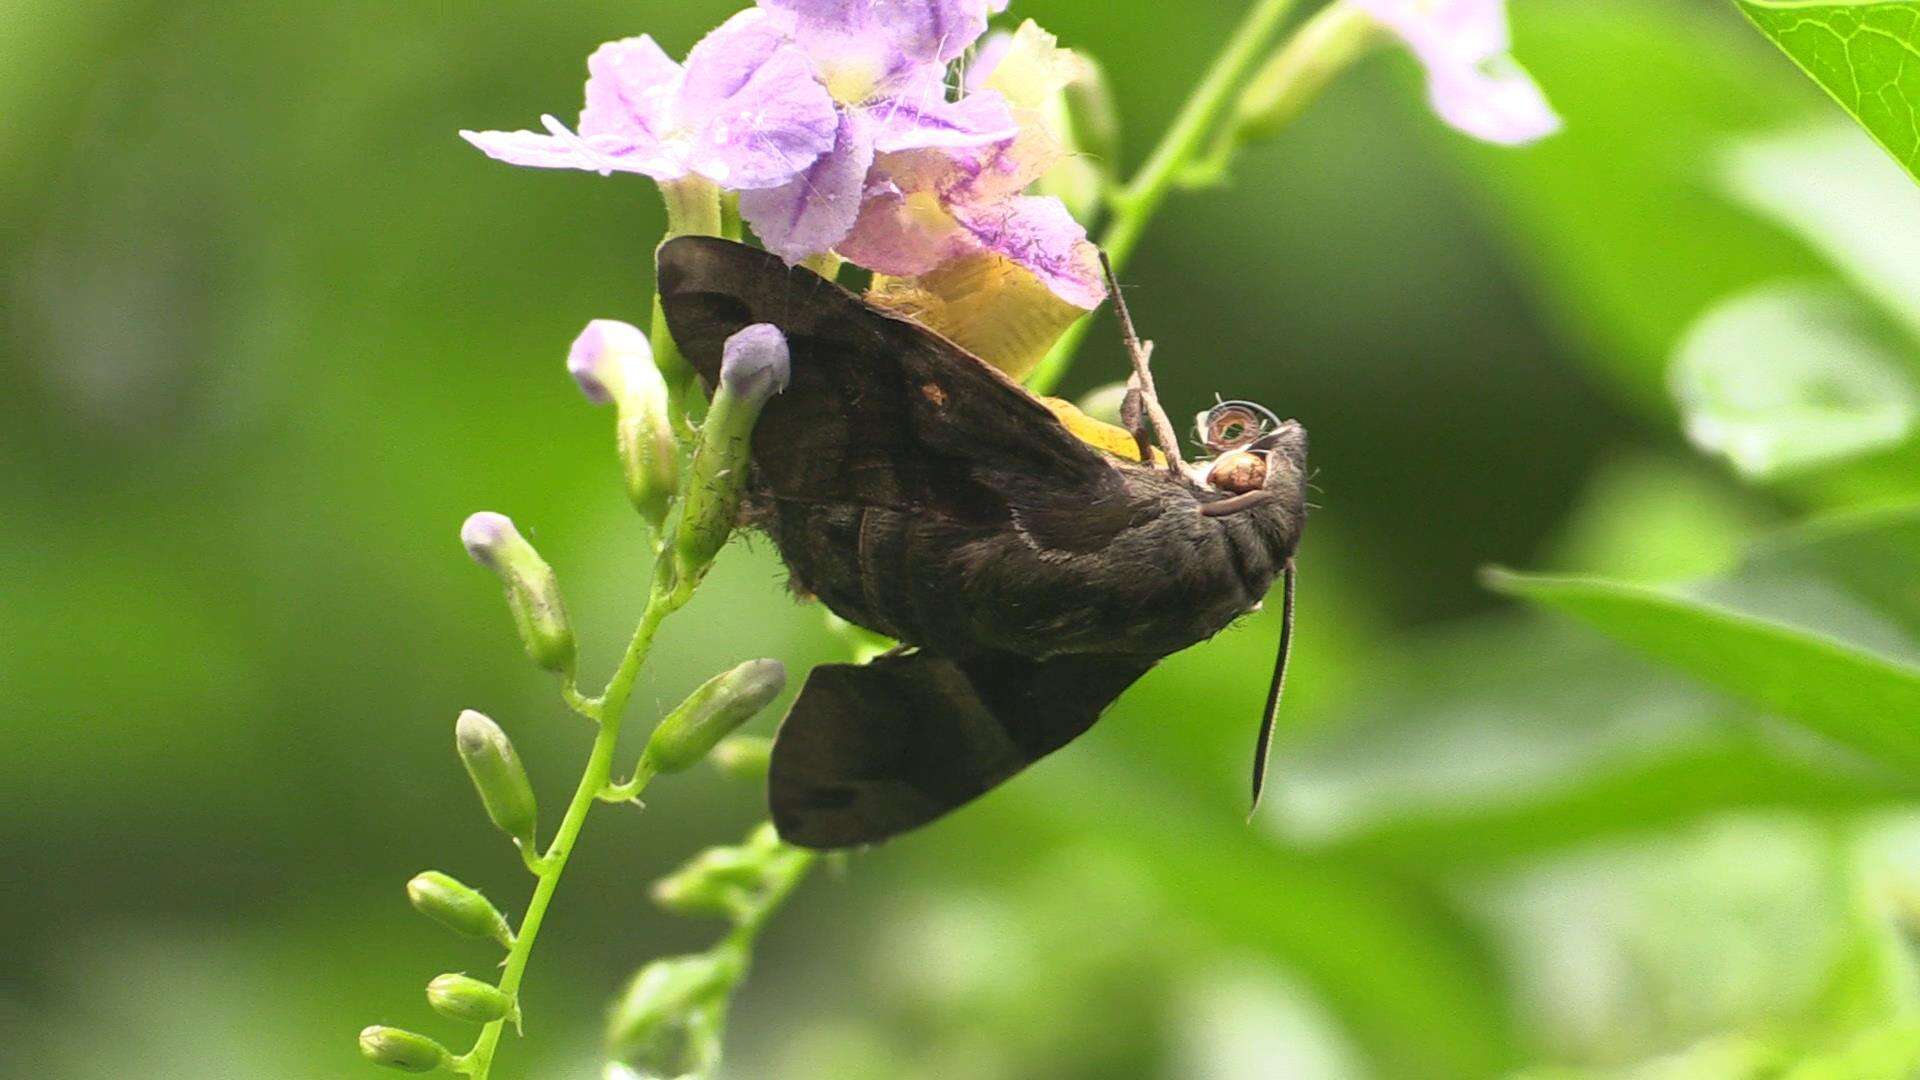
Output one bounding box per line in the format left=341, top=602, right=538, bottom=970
left=837, top=21, right=1103, bottom=309
left=460, top=15, right=839, bottom=189
left=1354, top=0, right=1559, bottom=146
left=738, top=0, right=1020, bottom=261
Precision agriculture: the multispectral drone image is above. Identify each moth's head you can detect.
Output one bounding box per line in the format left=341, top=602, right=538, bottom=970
left=1192, top=401, right=1307, bottom=495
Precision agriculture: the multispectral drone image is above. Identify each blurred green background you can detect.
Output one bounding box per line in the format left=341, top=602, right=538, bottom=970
left=9, top=0, right=1920, bottom=1076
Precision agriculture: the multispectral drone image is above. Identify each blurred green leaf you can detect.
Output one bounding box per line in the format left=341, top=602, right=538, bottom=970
left=1486, top=568, right=1920, bottom=775
left=1456, top=0, right=1828, bottom=411
left=1753, top=504, right=1920, bottom=637
left=1726, top=123, right=1920, bottom=336
left=1545, top=454, right=1762, bottom=584
left=1736, top=1, right=1920, bottom=187
left=1671, top=284, right=1918, bottom=478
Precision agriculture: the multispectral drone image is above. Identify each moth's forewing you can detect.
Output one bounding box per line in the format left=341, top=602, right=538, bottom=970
left=656, top=236, right=1124, bottom=523
left=771, top=650, right=1156, bottom=849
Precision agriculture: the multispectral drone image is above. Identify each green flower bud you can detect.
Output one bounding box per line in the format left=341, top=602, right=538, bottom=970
left=426, top=973, right=515, bottom=1024
left=709, top=734, right=773, bottom=781
left=569, top=320, right=680, bottom=528
left=670, top=325, right=789, bottom=590
left=1074, top=381, right=1131, bottom=426
left=1232, top=1, right=1380, bottom=143
left=1062, top=53, right=1121, bottom=176
left=454, top=710, right=538, bottom=850
left=606, top=953, right=738, bottom=1074
left=640, top=659, right=786, bottom=775
left=651, top=845, right=769, bottom=917
left=406, top=871, right=513, bottom=948
left=460, top=512, right=576, bottom=675
left=357, top=1026, right=449, bottom=1073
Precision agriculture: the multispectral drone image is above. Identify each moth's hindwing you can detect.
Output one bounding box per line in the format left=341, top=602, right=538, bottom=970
left=770, top=650, right=1155, bottom=848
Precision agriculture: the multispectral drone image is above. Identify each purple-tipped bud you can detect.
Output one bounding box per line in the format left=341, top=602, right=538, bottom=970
left=668, top=325, right=789, bottom=591
left=358, top=1026, right=449, bottom=1073
left=460, top=511, right=516, bottom=569
left=717, top=324, right=791, bottom=402
left=459, top=512, right=575, bottom=675
left=568, top=319, right=652, bottom=405
left=569, top=320, right=680, bottom=526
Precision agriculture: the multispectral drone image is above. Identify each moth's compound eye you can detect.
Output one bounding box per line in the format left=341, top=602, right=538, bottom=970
left=1207, top=449, right=1268, bottom=494
left=1201, top=401, right=1282, bottom=452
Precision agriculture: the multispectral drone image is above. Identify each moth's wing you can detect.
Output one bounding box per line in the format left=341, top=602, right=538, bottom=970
left=657, top=236, right=1132, bottom=545
left=769, top=649, right=1155, bottom=849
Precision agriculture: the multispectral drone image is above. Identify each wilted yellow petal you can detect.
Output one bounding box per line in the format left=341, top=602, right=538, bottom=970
left=871, top=252, right=1085, bottom=380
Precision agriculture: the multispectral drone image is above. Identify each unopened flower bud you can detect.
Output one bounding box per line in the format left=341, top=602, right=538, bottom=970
left=1232, top=1, right=1380, bottom=143
left=651, top=845, right=769, bottom=917
left=709, top=735, right=773, bottom=781
left=568, top=319, right=647, bottom=404
left=570, top=321, right=680, bottom=527
left=641, top=659, right=786, bottom=775
left=358, top=1026, right=449, bottom=1073
left=1075, top=381, right=1130, bottom=426
left=460, top=512, right=576, bottom=675
left=670, top=325, right=789, bottom=588
left=606, top=953, right=738, bottom=1072
left=1063, top=53, right=1121, bottom=174
left=455, top=710, right=538, bottom=850
left=407, top=871, right=513, bottom=948
left=426, top=973, right=515, bottom=1024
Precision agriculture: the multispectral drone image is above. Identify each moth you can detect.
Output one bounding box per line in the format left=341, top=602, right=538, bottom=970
left=659, top=237, right=1308, bottom=850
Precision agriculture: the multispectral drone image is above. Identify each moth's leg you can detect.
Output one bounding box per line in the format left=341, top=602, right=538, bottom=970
left=1100, top=252, right=1185, bottom=476
left=1121, top=373, right=1155, bottom=464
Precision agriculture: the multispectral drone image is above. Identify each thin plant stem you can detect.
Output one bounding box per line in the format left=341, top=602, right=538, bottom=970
left=1025, top=0, right=1300, bottom=395
left=459, top=582, right=686, bottom=1079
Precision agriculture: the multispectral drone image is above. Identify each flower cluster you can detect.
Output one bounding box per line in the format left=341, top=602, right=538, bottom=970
left=461, top=0, right=1106, bottom=312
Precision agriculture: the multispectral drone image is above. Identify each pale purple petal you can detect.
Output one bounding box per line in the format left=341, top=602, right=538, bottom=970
left=1355, top=0, right=1510, bottom=59
left=739, top=112, right=877, bottom=262
left=579, top=36, right=683, bottom=145
left=869, top=87, right=1017, bottom=152
left=682, top=10, right=840, bottom=188
left=1353, top=0, right=1559, bottom=145
left=950, top=195, right=1105, bottom=309
left=760, top=0, right=998, bottom=69
left=459, top=124, right=687, bottom=179
left=964, top=30, right=1014, bottom=93
left=463, top=36, right=691, bottom=179
left=1426, top=55, right=1561, bottom=145
left=837, top=180, right=969, bottom=275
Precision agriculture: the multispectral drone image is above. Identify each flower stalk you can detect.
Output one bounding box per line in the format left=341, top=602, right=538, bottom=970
left=1025, top=0, right=1300, bottom=394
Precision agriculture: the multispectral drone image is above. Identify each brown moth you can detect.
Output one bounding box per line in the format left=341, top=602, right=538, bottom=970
left=659, top=237, right=1308, bottom=850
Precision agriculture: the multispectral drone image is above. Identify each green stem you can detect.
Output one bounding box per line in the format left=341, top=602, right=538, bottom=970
left=461, top=585, right=686, bottom=1080
left=1025, top=0, right=1300, bottom=395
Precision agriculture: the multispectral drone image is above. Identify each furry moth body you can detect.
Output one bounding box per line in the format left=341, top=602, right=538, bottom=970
left=659, top=238, right=1307, bottom=849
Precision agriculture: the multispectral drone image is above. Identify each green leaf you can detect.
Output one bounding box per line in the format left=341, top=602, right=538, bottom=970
left=1755, top=503, right=1920, bottom=637
left=1486, top=568, right=1920, bottom=775
left=1452, top=0, right=1829, bottom=412
left=1671, top=284, right=1919, bottom=478
left=1736, top=1, right=1920, bottom=187
left=1726, top=123, right=1920, bottom=336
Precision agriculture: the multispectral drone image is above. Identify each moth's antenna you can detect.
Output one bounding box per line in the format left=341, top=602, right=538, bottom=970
left=1248, top=559, right=1296, bottom=816
left=1101, top=251, right=1185, bottom=476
